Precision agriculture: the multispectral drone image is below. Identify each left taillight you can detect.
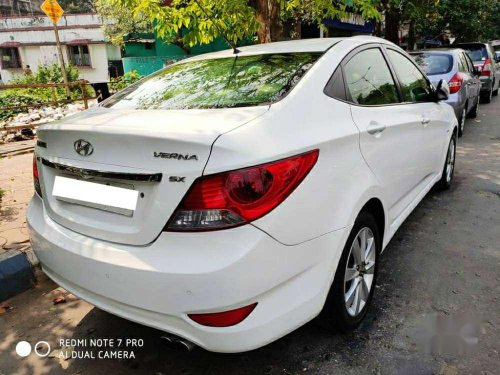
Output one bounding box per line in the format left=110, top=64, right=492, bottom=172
left=481, top=58, right=492, bottom=77
left=165, top=149, right=319, bottom=232
left=33, top=154, right=42, bottom=197
left=448, top=72, right=464, bottom=94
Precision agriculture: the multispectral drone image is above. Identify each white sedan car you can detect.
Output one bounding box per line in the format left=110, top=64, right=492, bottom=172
left=28, top=36, right=458, bottom=353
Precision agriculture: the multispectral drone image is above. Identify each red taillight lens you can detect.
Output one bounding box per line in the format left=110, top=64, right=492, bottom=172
left=188, top=303, right=257, bottom=327
left=481, top=58, right=492, bottom=77
left=448, top=72, right=464, bottom=94
left=166, top=149, right=319, bottom=231
left=33, top=154, right=42, bottom=197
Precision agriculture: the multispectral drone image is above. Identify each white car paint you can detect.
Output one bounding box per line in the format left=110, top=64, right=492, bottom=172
left=27, top=36, right=458, bottom=353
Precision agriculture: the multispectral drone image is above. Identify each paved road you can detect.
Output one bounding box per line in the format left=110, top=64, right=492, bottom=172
left=0, top=97, right=499, bottom=375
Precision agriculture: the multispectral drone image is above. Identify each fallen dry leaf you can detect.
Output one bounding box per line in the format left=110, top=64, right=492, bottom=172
left=53, top=296, right=66, bottom=305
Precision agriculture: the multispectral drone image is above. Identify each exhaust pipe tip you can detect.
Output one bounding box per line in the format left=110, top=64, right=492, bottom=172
left=160, top=334, right=196, bottom=352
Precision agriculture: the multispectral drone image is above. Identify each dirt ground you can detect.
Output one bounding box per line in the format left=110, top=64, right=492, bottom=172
left=0, top=97, right=499, bottom=375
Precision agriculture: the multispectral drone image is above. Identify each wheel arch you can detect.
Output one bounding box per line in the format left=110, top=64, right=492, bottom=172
left=359, top=198, right=385, bottom=250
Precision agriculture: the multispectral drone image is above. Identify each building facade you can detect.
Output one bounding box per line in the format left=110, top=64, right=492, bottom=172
left=0, top=0, right=44, bottom=17
left=0, top=13, right=121, bottom=85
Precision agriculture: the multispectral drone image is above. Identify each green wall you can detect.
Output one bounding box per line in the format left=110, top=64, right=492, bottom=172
left=122, top=32, right=233, bottom=76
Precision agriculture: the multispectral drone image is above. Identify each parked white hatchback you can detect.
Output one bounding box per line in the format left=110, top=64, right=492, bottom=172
left=28, top=36, right=458, bottom=353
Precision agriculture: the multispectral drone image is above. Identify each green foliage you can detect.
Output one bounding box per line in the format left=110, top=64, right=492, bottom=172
left=282, top=0, right=380, bottom=27
left=391, top=0, right=500, bottom=44
left=112, top=0, right=380, bottom=49
left=94, top=0, right=153, bottom=46
left=0, top=188, right=5, bottom=205
left=435, top=0, right=500, bottom=42
left=0, top=63, right=94, bottom=122
left=0, top=91, right=48, bottom=121
left=109, top=70, right=143, bottom=91
left=57, top=0, right=95, bottom=12
left=12, top=63, right=81, bottom=85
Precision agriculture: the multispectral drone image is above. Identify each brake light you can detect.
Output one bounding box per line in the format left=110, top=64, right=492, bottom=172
left=166, top=150, right=319, bottom=231
left=481, top=58, right=492, bottom=77
left=33, top=154, right=42, bottom=197
left=448, top=72, right=464, bottom=94
left=188, top=303, right=257, bottom=327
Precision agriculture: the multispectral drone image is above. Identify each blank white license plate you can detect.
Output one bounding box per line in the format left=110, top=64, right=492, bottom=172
left=52, top=176, right=139, bottom=216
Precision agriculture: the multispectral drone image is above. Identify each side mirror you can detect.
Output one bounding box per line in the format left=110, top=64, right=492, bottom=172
left=473, top=67, right=480, bottom=76
left=435, top=79, right=450, bottom=101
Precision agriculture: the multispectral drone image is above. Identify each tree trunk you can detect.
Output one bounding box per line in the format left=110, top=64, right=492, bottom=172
left=250, top=0, right=281, bottom=43
left=384, top=5, right=400, bottom=45
left=408, top=19, right=416, bottom=51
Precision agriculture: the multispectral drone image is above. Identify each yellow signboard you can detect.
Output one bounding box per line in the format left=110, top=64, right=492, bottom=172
left=40, top=0, right=64, bottom=24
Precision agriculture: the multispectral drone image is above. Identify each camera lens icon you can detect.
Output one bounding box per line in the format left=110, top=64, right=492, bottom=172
left=15, top=341, right=32, bottom=357
left=35, top=341, right=51, bottom=357
left=15, top=341, right=51, bottom=358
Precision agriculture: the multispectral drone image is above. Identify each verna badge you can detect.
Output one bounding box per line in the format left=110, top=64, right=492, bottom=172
left=74, top=139, right=94, bottom=157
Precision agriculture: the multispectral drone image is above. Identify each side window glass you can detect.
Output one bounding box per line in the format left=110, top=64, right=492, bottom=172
left=464, top=54, right=474, bottom=73
left=344, top=48, right=399, bottom=105
left=459, top=54, right=469, bottom=73
left=387, top=49, right=434, bottom=103
left=457, top=54, right=466, bottom=72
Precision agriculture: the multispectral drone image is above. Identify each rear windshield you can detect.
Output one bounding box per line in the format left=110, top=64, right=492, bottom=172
left=455, top=44, right=488, bottom=61
left=411, top=53, right=453, bottom=75
left=103, top=53, right=321, bottom=110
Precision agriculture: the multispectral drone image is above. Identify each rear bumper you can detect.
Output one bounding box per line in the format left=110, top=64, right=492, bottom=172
left=27, top=196, right=349, bottom=353
left=479, top=76, right=493, bottom=92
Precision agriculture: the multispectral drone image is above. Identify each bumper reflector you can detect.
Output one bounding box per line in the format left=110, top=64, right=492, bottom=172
left=188, top=303, right=257, bottom=327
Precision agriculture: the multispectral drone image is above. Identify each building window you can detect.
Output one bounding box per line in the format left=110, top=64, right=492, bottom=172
left=0, top=47, right=22, bottom=69
left=68, top=45, right=91, bottom=66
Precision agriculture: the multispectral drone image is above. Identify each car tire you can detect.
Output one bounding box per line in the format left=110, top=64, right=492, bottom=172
left=319, top=211, right=380, bottom=333
left=457, top=107, right=466, bottom=137
left=436, top=134, right=456, bottom=191
left=467, top=98, right=479, bottom=119
left=481, top=88, right=493, bottom=103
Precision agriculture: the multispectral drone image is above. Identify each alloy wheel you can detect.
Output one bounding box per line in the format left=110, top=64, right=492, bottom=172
left=344, top=227, right=376, bottom=317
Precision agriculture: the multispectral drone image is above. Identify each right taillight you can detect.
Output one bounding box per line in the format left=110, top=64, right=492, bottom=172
left=165, top=149, right=319, bottom=231
left=481, top=58, right=492, bottom=77
left=448, top=72, right=464, bottom=94
left=33, top=154, right=42, bottom=197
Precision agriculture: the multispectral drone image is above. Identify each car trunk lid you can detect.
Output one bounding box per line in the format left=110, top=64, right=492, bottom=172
left=36, top=106, right=268, bottom=245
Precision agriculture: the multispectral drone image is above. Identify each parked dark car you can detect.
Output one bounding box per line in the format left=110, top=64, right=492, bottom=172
left=453, top=42, right=500, bottom=103
left=411, top=49, right=480, bottom=136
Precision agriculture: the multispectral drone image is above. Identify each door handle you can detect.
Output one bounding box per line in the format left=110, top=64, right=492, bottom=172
left=367, top=123, right=386, bottom=135
left=421, top=117, right=430, bottom=125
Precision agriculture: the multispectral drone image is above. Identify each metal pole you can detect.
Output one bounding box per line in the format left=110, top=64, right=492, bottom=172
left=53, top=22, right=71, bottom=98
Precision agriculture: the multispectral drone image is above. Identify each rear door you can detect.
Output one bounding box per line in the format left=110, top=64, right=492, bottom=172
left=458, top=52, right=479, bottom=111
left=343, top=45, right=428, bottom=223
left=463, top=52, right=481, bottom=105
left=488, top=44, right=500, bottom=91
left=386, top=47, right=449, bottom=179
left=384, top=47, right=449, bottom=179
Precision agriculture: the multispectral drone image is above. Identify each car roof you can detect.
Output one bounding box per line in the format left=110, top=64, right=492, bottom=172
left=183, top=36, right=394, bottom=62
left=453, top=42, right=488, bottom=47
left=411, top=49, right=462, bottom=55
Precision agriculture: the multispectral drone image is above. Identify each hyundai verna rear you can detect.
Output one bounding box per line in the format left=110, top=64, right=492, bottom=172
left=28, top=37, right=458, bottom=353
